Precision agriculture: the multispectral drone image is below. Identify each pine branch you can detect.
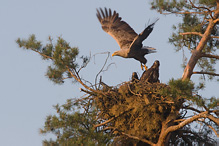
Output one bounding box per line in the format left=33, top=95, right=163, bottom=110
left=94, top=108, right=134, bottom=128
left=94, top=117, right=115, bottom=128
left=180, top=32, right=219, bottom=38
left=120, top=132, right=155, bottom=146
left=214, top=18, right=219, bottom=23
left=189, top=0, right=214, bottom=18
left=162, top=11, right=210, bottom=15
left=201, top=53, right=219, bottom=59
left=180, top=32, right=203, bottom=37
left=193, top=71, right=219, bottom=76
left=157, top=111, right=218, bottom=145
left=197, top=120, right=219, bottom=137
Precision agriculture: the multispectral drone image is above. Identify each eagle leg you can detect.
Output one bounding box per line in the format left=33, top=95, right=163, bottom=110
left=144, top=64, right=148, bottom=70
left=141, top=63, right=148, bottom=71
left=141, top=63, right=144, bottom=70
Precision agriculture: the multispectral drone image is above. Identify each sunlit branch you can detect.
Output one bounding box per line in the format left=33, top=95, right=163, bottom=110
left=159, top=111, right=218, bottom=144
left=193, top=71, right=219, bottom=76
left=214, top=18, right=219, bottom=23
left=163, top=10, right=210, bottom=15
left=180, top=32, right=203, bottom=37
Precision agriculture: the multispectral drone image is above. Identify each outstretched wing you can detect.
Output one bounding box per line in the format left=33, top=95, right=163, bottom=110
left=130, top=18, right=159, bottom=50
left=96, top=8, right=137, bottom=49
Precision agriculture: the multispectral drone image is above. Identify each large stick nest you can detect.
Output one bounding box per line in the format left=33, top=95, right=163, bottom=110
left=93, top=61, right=189, bottom=143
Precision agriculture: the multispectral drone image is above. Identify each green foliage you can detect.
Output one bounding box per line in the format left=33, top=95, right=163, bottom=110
left=40, top=99, right=112, bottom=145
left=150, top=0, right=219, bottom=81
left=16, top=35, right=88, bottom=84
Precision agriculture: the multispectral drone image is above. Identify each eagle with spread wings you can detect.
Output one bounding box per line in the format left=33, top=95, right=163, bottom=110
left=96, top=8, right=158, bottom=70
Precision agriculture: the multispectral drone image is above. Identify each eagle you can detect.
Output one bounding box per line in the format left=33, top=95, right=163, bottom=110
left=140, top=60, right=160, bottom=83
left=96, top=8, right=158, bottom=70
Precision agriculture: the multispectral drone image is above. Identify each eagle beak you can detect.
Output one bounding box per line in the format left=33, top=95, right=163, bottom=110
left=112, top=52, right=116, bottom=57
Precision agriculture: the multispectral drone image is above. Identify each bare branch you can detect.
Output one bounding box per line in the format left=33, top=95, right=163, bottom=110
left=120, top=132, right=155, bottom=146
left=213, top=18, right=219, bottom=23
left=197, top=119, right=219, bottom=137
left=211, top=35, right=219, bottom=38
left=183, top=106, right=202, bottom=113
left=94, top=117, right=114, bottom=128
left=193, top=71, right=219, bottom=76
left=189, top=0, right=214, bottom=19
left=158, top=111, right=218, bottom=144
left=95, top=52, right=111, bottom=89
left=94, top=108, right=134, bottom=128
left=201, top=53, right=219, bottom=59
left=163, top=10, right=211, bottom=15
left=180, top=32, right=203, bottom=37
left=180, top=32, right=219, bottom=38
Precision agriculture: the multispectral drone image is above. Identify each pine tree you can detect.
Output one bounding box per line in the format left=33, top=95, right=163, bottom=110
left=17, top=1, right=219, bottom=145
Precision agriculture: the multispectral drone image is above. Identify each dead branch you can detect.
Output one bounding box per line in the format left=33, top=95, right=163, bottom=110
left=193, top=71, right=219, bottom=76
left=94, top=52, right=111, bottom=90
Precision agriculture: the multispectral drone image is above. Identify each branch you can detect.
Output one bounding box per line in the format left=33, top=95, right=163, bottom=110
left=120, top=132, right=155, bottom=146
left=193, top=71, right=219, bottom=76
left=94, top=52, right=111, bottom=90
left=211, top=35, right=219, bottom=38
left=214, top=18, right=219, bottom=23
left=158, top=111, right=218, bottom=144
left=180, top=32, right=203, bottom=37
left=94, top=117, right=114, bottom=128
left=94, top=108, right=134, bottom=128
left=182, top=106, right=202, bottom=113
left=201, top=53, right=219, bottom=59
left=189, top=0, right=214, bottom=19
left=197, top=120, right=219, bottom=137
left=180, top=32, right=219, bottom=39
left=163, top=10, right=211, bottom=15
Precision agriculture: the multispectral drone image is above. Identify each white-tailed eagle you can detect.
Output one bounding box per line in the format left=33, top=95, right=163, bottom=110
left=96, top=8, right=158, bottom=70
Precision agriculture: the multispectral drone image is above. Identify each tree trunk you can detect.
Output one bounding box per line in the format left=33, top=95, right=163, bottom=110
left=182, top=2, right=219, bottom=80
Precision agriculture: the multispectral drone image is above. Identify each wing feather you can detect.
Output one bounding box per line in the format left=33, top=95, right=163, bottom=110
left=130, top=18, right=159, bottom=50
left=96, top=8, right=137, bottom=49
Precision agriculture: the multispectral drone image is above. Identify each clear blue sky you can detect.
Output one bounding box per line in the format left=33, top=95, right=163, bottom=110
left=0, top=0, right=218, bottom=146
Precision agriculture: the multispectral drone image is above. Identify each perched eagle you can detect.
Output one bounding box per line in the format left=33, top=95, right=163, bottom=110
left=96, top=8, right=158, bottom=70
left=140, top=60, right=160, bottom=83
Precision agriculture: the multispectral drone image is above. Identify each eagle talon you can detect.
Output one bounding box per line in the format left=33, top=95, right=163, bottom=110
left=141, top=64, right=144, bottom=70
left=144, top=65, right=148, bottom=70
left=141, top=64, right=148, bottom=71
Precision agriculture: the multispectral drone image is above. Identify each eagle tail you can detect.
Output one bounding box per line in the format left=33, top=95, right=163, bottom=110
left=142, top=46, right=156, bottom=53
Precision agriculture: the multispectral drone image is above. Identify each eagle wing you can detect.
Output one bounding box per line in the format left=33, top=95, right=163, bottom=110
left=97, top=8, right=137, bottom=49
left=130, top=18, right=159, bottom=50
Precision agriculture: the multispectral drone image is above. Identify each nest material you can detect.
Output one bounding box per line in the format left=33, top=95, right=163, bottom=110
left=94, top=61, right=185, bottom=142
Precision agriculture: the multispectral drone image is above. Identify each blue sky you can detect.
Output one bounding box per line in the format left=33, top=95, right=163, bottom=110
left=0, top=0, right=218, bottom=146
